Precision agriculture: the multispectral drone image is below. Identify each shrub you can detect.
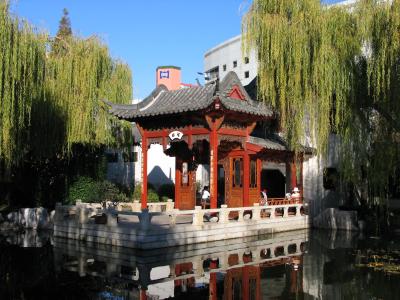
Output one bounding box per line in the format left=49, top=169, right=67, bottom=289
left=98, top=180, right=128, bottom=203
left=66, top=176, right=100, bottom=204
left=67, top=176, right=128, bottom=204
left=132, top=182, right=160, bottom=202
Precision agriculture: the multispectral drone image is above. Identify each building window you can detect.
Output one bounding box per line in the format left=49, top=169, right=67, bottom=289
left=233, top=60, right=237, bottom=68
left=244, top=71, right=249, bottom=78
left=244, top=57, right=249, bottom=64
left=250, top=160, right=257, bottom=188
left=106, top=152, right=118, bottom=163
left=223, top=64, right=226, bottom=71
left=122, top=151, right=138, bottom=162
left=206, top=66, right=219, bottom=80
left=232, top=158, right=243, bottom=187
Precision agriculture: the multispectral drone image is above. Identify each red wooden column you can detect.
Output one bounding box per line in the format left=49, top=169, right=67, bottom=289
left=175, top=159, right=181, bottom=209
left=210, top=123, right=218, bottom=209
left=141, top=136, right=148, bottom=209
left=243, top=153, right=250, bottom=207
left=257, top=158, right=262, bottom=197
left=206, top=115, right=224, bottom=209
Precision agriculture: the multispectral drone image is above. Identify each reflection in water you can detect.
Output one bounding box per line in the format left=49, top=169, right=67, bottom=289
left=1, top=229, right=400, bottom=299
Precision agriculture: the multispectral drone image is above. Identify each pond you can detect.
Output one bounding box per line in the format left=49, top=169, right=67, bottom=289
left=0, top=229, right=399, bottom=299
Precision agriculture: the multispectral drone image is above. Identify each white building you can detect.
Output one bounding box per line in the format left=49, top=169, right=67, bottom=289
left=204, top=35, right=257, bottom=86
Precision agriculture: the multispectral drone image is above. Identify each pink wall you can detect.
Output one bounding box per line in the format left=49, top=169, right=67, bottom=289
left=156, top=66, right=181, bottom=91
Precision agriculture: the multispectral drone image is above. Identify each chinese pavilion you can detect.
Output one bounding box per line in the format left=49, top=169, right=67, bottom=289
left=106, top=71, right=310, bottom=210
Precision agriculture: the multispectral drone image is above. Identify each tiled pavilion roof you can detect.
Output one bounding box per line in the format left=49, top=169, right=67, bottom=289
left=105, top=72, right=272, bottom=121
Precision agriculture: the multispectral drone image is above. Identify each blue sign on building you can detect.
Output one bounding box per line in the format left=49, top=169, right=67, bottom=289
left=160, top=70, right=169, bottom=79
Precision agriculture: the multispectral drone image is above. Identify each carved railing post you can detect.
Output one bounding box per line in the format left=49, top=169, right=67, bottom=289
left=219, top=205, right=229, bottom=224
left=270, top=207, right=276, bottom=219
left=296, top=205, right=302, bottom=217
left=133, top=200, right=141, bottom=212
left=238, top=209, right=244, bottom=222
left=283, top=207, right=289, bottom=218
left=169, top=209, right=178, bottom=226
left=192, top=206, right=204, bottom=226
left=252, top=203, right=261, bottom=221
left=82, top=207, right=90, bottom=224
left=166, top=199, right=174, bottom=212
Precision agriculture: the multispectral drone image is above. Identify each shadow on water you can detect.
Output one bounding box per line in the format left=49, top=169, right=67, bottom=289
left=1, top=229, right=400, bottom=299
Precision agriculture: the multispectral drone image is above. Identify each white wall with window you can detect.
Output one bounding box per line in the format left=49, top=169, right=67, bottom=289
left=204, top=35, right=257, bottom=86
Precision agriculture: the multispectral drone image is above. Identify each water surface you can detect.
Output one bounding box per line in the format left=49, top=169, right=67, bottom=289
left=0, top=229, right=399, bottom=299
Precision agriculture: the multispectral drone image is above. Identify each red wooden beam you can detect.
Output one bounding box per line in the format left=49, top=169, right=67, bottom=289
left=145, top=127, right=209, bottom=138
left=218, top=127, right=247, bottom=136
left=246, top=142, right=263, bottom=152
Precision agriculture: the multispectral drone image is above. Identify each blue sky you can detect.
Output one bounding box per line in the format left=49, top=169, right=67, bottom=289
left=12, top=0, right=342, bottom=99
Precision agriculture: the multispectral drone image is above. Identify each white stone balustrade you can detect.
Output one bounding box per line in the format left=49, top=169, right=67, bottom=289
left=56, top=202, right=305, bottom=229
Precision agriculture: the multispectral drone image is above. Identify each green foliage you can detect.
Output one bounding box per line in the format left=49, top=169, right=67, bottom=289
left=0, top=1, right=47, bottom=167
left=147, top=189, right=160, bottom=202
left=243, top=0, right=400, bottom=202
left=0, top=3, right=133, bottom=168
left=66, top=176, right=99, bottom=204
left=66, top=176, right=128, bottom=204
left=132, top=182, right=160, bottom=202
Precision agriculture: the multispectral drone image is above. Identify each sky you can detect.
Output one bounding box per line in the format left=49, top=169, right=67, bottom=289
left=12, top=0, right=342, bottom=100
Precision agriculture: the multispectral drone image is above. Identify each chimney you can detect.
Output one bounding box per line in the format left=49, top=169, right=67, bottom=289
left=156, top=66, right=181, bottom=91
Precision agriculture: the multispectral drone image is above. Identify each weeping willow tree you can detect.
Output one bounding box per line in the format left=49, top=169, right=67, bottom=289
left=0, top=1, right=132, bottom=167
left=0, top=2, right=133, bottom=206
left=33, top=37, right=132, bottom=159
left=0, top=1, right=47, bottom=168
left=243, top=0, right=400, bottom=203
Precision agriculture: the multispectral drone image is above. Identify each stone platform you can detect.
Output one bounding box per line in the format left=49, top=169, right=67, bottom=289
left=54, top=202, right=310, bottom=249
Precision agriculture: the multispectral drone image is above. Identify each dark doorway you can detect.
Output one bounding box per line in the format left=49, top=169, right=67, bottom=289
left=261, top=169, right=286, bottom=198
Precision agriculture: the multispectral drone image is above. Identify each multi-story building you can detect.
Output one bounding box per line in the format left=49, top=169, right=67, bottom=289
left=204, top=35, right=257, bottom=86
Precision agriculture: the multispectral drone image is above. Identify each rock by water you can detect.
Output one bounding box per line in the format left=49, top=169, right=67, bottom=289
left=5, top=207, right=52, bottom=230
left=313, top=208, right=359, bottom=231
